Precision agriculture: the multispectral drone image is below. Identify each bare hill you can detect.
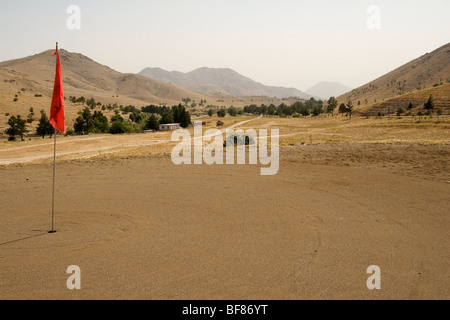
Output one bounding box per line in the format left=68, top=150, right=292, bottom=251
left=139, top=67, right=313, bottom=99
left=306, top=82, right=352, bottom=100
left=363, top=83, right=450, bottom=116
left=338, top=42, right=450, bottom=111
left=0, top=49, right=213, bottom=108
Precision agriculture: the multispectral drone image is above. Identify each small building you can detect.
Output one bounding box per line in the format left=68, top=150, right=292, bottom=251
left=194, top=121, right=207, bottom=127
left=159, top=123, right=181, bottom=131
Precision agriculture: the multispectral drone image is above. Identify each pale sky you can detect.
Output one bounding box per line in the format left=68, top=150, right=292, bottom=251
left=1, top=0, right=449, bottom=91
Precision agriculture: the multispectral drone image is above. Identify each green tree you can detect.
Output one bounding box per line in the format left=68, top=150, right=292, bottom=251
left=299, top=105, right=310, bottom=117
left=92, top=111, right=109, bottom=133
left=397, top=108, right=405, bottom=118
left=76, top=96, right=86, bottom=104
left=129, top=111, right=143, bottom=124
left=312, top=107, right=321, bottom=117
left=260, top=104, right=268, bottom=115
left=228, top=106, right=238, bottom=117
left=27, top=107, right=35, bottom=124
left=180, top=110, right=192, bottom=128
left=217, top=109, right=226, bottom=118
left=339, top=103, right=348, bottom=116
left=327, top=97, right=338, bottom=114
left=423, top=95, right=435, bottom=111
left=160, top=108, right=174, bottom=124
left=407, top=102, right=414, bottom=110
left=111, top=114, right=124, bottom=123
left=216, top=120, right=224, bottom=127
left=283, top=105, right=294, bottom=116
left=207, top=109, right=214, bottom=117
left=346, top=100, right=354, bottom=119
left=86, top=98, right=96, bottom=109
left=146, top=114, right=160, bottom=131
left=36, top=110, right=55, bottom=138
left=6, top=115, right=27, bottom=141
left=268, top=104, right=276, bottom=116
left=74, top=107, right=93, bottom=135
left=172, top=104, right=190, bottom=124
left=182, top=97, right=191, bottom=106
left=109, top=121, right=126, bottom=134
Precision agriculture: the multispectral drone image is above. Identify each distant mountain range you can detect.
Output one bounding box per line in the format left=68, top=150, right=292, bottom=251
left=305, top=82, right=352, bottom=100
left=139, top=67, right=313, bottom=99
left=1, top=41, right=449, bottom=125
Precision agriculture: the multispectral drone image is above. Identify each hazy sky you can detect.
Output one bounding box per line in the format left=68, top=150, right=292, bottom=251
left=1, top=0, right=449, bottom=91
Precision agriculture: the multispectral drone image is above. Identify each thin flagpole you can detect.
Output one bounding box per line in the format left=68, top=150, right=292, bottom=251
left=49, top=42, right=58, bottom=234
left=50, top=124, right=57, bottom=233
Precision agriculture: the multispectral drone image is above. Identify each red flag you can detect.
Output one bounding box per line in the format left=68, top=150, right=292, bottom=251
left=49, top=43, right=65, bottom=133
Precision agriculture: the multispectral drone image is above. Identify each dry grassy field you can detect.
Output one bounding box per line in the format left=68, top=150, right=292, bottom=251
left=1, top=116, right=449, bottom=300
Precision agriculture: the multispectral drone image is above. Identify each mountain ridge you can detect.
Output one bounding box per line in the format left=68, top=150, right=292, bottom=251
left=337, top=42, right=450, bottom=112
left=139, top=67, right=313, bottom=99
left=0, top=49, right=213, bottom=105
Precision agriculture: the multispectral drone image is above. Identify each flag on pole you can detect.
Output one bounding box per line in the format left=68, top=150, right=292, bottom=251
left=49, top=43, right=65, bottom=133
left=49, top=42, right=64, bottom=234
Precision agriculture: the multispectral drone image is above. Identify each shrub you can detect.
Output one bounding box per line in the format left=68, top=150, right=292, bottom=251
left=217, top=109, right=226, bottom=118
left=109, top=121, right=126, bottom=134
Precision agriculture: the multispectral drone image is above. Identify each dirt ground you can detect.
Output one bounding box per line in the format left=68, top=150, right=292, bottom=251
left=0, top=142, right=449, bottom=300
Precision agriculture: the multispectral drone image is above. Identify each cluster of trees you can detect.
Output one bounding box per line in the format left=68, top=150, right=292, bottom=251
left=141, top=104, right=191, bottom=130
left=159, top=104, right=192, bottom=127
left=181, top=97, right=192, bottom=106
left=0, top=102, right=190, bottom=138
left=181, top=97, right=207, bottom=108
left=69, top=96, right=86, bottom=104
left=379, top=95, right=441, bottom=118
left=5, top=109, right=55, bottom=141
left=69, top=96, right=126, bottom=112
left=5, top=115, right=27, bottom=141
left=69, top=96, right=100, bottom=108
left=338, top=101, right=354, bottom=119
left=67, top=104, right=193, bottom=135
left=74, top=108, right=110, bottom=134
left=71, top=107, right=144, bottom=135
left=243, top=98, right=327, bottom=117
left=141, top=105, right=167, bottom=114
left=212, top=106, right=245, bottom=117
